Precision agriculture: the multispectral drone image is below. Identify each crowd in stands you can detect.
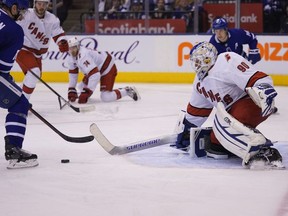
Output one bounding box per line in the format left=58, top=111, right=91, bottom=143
left=42, top=0, right=288, bottom=33
left=87, top=0, right=206, bottom=32
left=29, top=0, right=72, bottom=26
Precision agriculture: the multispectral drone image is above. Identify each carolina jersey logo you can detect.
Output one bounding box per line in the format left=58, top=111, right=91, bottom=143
left=83, top=60, right=90, bottom=67
left=196, top=82, right=221, bottom=103
left=28, top=22, right=49, bottom=45
left=196, top=82, right=234, bottom=105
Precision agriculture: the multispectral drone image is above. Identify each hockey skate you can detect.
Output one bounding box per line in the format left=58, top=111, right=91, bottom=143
left=5, top=146, right=39, bottom=169
left=125, top=86, right=141, bottom=101
left=244, top=147, right=285, bottom=170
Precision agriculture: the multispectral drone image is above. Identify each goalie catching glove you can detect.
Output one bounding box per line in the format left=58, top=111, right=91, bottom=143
left=58, top=39, right=69, bottom=52
left=246, top=83, right=277, bottom=117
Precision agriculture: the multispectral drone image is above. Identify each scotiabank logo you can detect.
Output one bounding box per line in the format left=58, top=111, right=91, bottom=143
left=178, top=42, right=288, bottom=66
left=98, top=23, right=175, bottom=34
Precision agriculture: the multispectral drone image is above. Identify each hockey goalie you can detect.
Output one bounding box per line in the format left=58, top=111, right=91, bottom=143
left=174, top=41, right=284, bottom=169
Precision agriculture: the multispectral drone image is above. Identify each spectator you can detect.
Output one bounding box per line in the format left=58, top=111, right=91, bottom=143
left=263, top=0, right=282, bottom=33
left=47, top=0, right=72, bottom=26
left=173, top=0, right=193, bottom=32
left=107, top=0, right=126, bottom=19
left=129, top=0, right=145, bottom=19
left=280, top=4, right=288, bottom=33
left=57, top=0, right=72, bottom=26
left=152, top=0, right=170, bottom=19
left=120, top=0, right=130, bottom=11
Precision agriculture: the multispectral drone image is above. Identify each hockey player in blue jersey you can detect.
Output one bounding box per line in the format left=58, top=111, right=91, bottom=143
left=209, top=17, right=261, bottom=65
left=0, top=0, right=38, bottom=169
left=209, top=17, right=278, bottom=114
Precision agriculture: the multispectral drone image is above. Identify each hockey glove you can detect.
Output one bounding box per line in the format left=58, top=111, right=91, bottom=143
left=248, top=49, right=261, bottom=64
left=68, top=87, right=78, bottom=102
left=246, top=83, right=277, bottom=117
left=78, top=88, right=93, bottom=104
left=58, top=39, right=69, bottom=53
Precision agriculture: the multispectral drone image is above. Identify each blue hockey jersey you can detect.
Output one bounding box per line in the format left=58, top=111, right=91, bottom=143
left=0, top=9, right=24, bottom=73
left=209, top=28, right=258, bottom=59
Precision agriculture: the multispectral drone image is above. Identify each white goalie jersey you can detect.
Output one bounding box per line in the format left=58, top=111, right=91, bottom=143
left=186, top=51, right=273, bottom=127
left=17, top=8, right=65, bottom=56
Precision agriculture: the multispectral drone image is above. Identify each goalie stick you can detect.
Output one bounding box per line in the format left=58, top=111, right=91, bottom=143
left=90, top=123, right=177, bottom=155
left=30, top=107, right=94, bottom=143
left=17, top=60, right=95, bottom=113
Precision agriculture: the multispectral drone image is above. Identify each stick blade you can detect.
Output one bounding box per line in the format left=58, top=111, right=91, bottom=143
left=90, top=123, right=118, bottom=154
left=79, top=105, right=95, bottom=113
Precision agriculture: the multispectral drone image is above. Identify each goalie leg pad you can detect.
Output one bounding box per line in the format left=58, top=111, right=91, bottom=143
left=213, top=102, right=271, bottom=165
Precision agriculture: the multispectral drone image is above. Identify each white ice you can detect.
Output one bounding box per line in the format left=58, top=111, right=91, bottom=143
left=0, top=83, right=288, bottom=216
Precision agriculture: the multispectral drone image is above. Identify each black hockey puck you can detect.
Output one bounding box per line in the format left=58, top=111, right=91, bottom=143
left=61, top=159, right=70, bottom=163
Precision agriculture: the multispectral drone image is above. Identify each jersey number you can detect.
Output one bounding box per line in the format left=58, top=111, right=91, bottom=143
left=237, top=62, right=250, bottom=72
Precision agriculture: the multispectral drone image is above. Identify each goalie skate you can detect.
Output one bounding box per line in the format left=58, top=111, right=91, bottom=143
left=244, top=147, right=285, bottom=170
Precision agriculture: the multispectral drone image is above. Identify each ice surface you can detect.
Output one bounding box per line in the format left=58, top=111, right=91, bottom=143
left=0, top=83, right=287, bottom=216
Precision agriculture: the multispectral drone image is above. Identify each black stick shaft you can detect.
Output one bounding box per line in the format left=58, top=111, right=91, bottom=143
left=29, top=107, right=94, bottom=143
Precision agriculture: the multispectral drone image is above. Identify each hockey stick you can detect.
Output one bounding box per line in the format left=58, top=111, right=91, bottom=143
left=90, top=123, right=177, bottom=155
left=18, top=60, right=95, bottom=113
left=30, top=107, right=94, bottom=143
left=30, top=70, right=95, bottom=112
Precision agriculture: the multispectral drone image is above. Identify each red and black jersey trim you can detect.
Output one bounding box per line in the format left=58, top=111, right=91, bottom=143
left=187, top=103, right=213, bottom=117
left=246, top=71, right=269, bottom=88
left=100, top=54, right=112, bottom=73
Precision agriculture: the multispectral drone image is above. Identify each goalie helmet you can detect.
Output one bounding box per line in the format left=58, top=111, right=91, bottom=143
left=68, top=37, right=80, bottom=48
left=189, top=42, right=218, bottom=81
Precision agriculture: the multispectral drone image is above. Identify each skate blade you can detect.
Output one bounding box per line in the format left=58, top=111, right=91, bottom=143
left=7, top=159, right=39, bottom=169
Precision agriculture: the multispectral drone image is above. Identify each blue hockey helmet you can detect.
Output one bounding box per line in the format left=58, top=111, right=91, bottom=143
left=190, top=42, right=218, bottom=81
left=1, top=0, right=29, bottom=9
left=2, top=0, right=18, bottom=7
left=212, top=18, right=228, bottom=30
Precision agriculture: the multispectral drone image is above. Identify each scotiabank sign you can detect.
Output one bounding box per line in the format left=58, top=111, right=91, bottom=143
left=85, top=19, right=186, bottom=34
left=204, top=3, right=263, bottom=33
